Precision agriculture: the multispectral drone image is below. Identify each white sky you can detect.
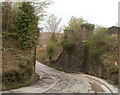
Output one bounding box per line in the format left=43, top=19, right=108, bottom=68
left=45, top=0, right=120, bottom=28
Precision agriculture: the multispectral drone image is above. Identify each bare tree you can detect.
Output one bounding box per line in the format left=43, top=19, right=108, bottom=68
left=45, top=14, right=62, bottom=41
left=45, top=14, right=62, bottom=33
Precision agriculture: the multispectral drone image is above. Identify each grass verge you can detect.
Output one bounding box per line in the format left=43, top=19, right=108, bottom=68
left=47, top=63, right=64, bottom=72
left=2, top=73, right=39, bottom=91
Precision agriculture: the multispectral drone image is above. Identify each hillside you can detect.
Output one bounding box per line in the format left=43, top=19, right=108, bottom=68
left=2, top=2, right=39, bottom=90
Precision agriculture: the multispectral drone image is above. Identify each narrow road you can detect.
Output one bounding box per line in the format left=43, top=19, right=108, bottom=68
left=3, top=61, right=118, bottom=93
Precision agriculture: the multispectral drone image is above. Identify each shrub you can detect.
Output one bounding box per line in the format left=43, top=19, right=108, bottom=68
left=108, top=66, right=118, bottom=84
left=61, top=38, right=74, bottom=50
left=86, top=27, right=108, bottom=56
left=61, top=17, right=86, bottom=50
left=46, top=42, right=57, bottom=61
left=3, top=70, right=21, bottom=84
left=19, top=62, right=33, bottom=76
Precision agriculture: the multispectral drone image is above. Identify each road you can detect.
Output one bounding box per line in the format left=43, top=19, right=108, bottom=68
left=3, top=61, right=118, bottom=94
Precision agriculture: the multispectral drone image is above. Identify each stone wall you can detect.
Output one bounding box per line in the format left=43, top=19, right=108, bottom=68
left=53, top=42, right=85, bottom=73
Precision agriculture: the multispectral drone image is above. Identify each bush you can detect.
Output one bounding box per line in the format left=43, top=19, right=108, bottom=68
left=19, top=63, right=33, bottom=76
left=61, top=29, right=75, bottom=50
left=3, top=63, right=34, bottom=85
left=108, top=66, right=118, bottom=84
left=86, top=27, right=108, bottom=56
left=46, top=42, right=57, bottom=61
left=61, top=38, right=74, bottom=50
left=3, top=70, right=22, bottom=84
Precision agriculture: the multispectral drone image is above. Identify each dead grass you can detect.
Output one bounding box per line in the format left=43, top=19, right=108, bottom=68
left=2, top=49, right=34, bottom=73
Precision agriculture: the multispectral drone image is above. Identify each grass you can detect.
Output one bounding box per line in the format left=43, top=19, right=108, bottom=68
left=47, top=63, right=64, bottom=71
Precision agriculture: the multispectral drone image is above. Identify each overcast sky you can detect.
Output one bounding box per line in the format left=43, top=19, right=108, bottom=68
left=45, top=0, right=119, bottom=28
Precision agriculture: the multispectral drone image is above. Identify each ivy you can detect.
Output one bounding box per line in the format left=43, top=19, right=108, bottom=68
left=13, top=2, right=39, bottom=49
